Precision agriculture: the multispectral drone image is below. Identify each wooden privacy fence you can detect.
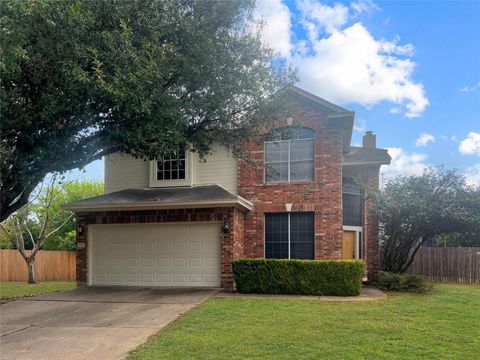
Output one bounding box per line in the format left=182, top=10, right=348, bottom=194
left=0, top=250, right=76, bottom=281
left=406, top=247, right=480, bottom=284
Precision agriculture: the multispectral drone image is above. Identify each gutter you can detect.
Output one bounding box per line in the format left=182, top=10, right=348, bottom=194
left=62, top=196, right=254, bottom=213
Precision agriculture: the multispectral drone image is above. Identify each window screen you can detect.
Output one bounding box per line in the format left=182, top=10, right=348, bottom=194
left=343, top=194, right=362, bottom=226
left=265, top=141, right=289, bottom=183
left=290, top=213, right=315, bottom=259
left=264, top=213, right=289, bottom=259
left=157, top=147, right=186, bottom=181
left=265, top=213, right=314, bottom=260
left=343, top=178, right=363, bottom=226
left=265, top=128, right=315, bottom=183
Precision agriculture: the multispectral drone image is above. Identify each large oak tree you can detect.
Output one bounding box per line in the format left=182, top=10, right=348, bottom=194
left=0, top=0, right=293, bottom=221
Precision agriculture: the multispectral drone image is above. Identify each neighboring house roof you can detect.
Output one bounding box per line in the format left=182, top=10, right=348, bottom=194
left=342, top=146, right=392, bottom=165
left=63, top=185, right=253, bottom=212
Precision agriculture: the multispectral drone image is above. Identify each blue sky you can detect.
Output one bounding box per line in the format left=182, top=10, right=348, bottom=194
left=73, top=0, right=480, bottom=185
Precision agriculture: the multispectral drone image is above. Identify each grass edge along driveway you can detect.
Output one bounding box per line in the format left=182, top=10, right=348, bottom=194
left=0, top=281, right=76, bottom=299
left=128, top=284, right=480, bottom=360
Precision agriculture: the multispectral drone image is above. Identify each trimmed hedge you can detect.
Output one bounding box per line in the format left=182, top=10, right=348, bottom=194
left=232, top=259, right=364, bottom=296
left=379, top=271, right=432, bottom=294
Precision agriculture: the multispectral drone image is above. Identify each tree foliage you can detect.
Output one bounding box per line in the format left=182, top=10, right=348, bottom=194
left=37, top=179, right=104, bottom=250
left=434, top=232, right=480, bottom=247
left=372, top=168, right=480, bottom=273
left=0, top=177, right=103, bottom=282
left=0, top=179, right=103, bottom=251
left=0, top=0, right=293, bottom=221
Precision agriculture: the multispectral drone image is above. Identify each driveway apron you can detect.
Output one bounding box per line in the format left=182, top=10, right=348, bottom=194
left=0, top=287, right=218, bottom=360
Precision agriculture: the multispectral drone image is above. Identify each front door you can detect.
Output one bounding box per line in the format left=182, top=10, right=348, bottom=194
left=342, top=231, right=355, bottom=260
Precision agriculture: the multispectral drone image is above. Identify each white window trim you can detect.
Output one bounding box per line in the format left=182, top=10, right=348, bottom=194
left=264, top=137, right=315, bottom=184
left=343, top=225, right=363, bottom=260
left=149, top=150, right=193, bottom=187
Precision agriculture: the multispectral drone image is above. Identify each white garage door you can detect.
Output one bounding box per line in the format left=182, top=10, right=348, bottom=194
left=89, top=223, right=221, bottom=287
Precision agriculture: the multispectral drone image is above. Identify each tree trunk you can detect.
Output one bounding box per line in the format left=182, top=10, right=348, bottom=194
left=27, top=258, right=37, bottom=284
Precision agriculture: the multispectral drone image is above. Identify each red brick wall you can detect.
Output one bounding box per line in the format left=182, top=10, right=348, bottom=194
left=363, top=166, right=380, bottom=281
left=238, top=99, right=344, bottom=260
left=75, top=207, right=245, bottom=289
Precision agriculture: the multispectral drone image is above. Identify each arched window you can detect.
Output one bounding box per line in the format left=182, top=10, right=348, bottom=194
left=264, top=127, right=315, bottom=183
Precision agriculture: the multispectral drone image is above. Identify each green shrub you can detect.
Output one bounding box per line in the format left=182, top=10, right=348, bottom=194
left=379, top=271, right=432, bottom=293
left=232, top=259, right=364, bottom=296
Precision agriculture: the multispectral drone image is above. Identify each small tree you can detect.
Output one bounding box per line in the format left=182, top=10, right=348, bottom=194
left=372, top=168, right=480, bottom=273
left=38, top=180, right=103, bottom=251
left=0, top=176, right=74, bottom=283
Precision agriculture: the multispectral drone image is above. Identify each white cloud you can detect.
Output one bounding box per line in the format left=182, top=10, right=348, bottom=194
left=415, top=133, right=435, bottom=147
left=464, top=164, right=480, bottom=187
left=351, top=0, right=380, bottom=15
left=256, top=0, right=429, bottom=117
left=295, top=22, right=428, bottom=117
left=459, top=132, right=480, bottom=156
left=381, top=147, right=430, bottom=180
left=254, top=0, right=293, bottom=57
left=353, top=118, right=367, bottom=133
left=459, top=81, right=480, bottom=93
left=390, top=107, right=401, bottom=114
left=297, top=0, right=350, bottom=35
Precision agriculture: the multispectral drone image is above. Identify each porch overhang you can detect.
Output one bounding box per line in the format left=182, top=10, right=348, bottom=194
left=62, top=185, right=253, bottom=212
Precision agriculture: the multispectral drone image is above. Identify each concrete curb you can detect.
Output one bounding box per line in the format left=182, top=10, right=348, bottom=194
left=215, top=286, right=387, bottom=302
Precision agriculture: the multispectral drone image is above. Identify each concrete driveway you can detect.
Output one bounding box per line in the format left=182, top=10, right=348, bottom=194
left=0, top=287, right=218, bottom=360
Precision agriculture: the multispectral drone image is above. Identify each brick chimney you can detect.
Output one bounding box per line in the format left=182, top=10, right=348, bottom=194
left=363, top=131, right=376, bottom=148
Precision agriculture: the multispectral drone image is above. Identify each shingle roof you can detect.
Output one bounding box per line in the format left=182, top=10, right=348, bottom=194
left=342, top=146, right=391, bottom=165
left=62, top=185, right=253, bottom=212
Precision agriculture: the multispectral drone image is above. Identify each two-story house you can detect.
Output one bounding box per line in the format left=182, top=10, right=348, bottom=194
left=65, top=86, right=391, bottom=290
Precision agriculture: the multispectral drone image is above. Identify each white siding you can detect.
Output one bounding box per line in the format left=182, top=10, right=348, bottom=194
left=104, top=154, right=149, bottom=193
left=195, top=145, right=238, bottom=194
left=104, top=144, right=238, bottom=194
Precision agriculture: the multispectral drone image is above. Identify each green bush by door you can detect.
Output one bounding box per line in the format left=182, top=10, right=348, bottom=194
left=232, top=259, right=364, bottom=296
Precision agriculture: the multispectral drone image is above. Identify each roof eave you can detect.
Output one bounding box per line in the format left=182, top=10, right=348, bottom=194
left=342, top=160, right=391, bottom=166
left=63, top=196, right=254, bottom=213
left=62, top=196, right=253, bottom=213
left=326, top=112, right=355, bottom=153
left=285, top=85, right=352, bottom=113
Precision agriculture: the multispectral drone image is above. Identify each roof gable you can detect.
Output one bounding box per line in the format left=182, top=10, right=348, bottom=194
left=278, top=85, right=354, bottom=153
left=284, top=85, right=351, bottom=114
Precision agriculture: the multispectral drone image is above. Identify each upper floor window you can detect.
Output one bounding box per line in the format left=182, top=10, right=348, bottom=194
left=343, top=178, right=362, bottom=226
left=157, top=147, right=186, bottom=181
left=265, top=127, right=315, bottom=183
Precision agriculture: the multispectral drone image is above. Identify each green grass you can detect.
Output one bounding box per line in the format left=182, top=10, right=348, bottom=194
left=128, top=284, right=480, bottom=360
left=0, top=281, right=75, bottom=299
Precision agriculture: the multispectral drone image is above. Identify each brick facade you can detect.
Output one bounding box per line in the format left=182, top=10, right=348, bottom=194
left=74, top=93, right=383, bottom=289
left=238, top=99, right=344, bottom=262
left=237, top=97, right=381, bottom=281
left=75, top=207, right=246, bottom=290
left=363, top=166, right=381, bottom=281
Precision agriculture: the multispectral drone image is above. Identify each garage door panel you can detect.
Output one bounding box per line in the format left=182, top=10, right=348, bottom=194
left=189, top=242, right=203, bottom=251
left=90, top=223, right=221, bottom=287
left=156, top=258, right=170, bottom=266
left=172, top=274, right=186, bottom=283
left=189, top=258, right=203, bottom=266
left=156, top=242, right=170, bottom=251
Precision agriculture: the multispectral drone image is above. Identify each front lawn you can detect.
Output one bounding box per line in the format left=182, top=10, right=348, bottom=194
left=0, top=281, right=75, bottom=299
left=129, top=284, right=480, bottom=360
